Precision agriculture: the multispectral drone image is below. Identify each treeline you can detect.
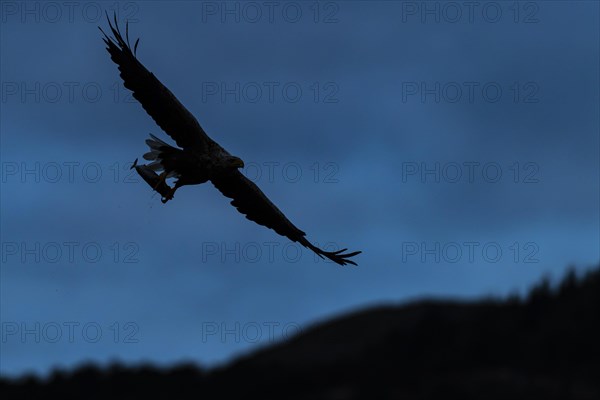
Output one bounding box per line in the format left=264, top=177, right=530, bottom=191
left=2, top=265, right=599, bottom=399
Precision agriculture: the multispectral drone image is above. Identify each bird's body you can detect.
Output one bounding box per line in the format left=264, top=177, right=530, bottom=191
left=139, top=134, right=243, bottom=201
left=100, top=14, right=361, bottom=266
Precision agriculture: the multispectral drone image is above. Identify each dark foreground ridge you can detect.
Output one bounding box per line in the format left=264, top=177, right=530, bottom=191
left=2, top=265, right=599, bottom=399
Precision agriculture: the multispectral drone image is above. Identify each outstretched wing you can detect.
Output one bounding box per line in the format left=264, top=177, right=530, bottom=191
left=211, top=171, right=361, bottom=266
left=99, top=13, right=212, bottom=151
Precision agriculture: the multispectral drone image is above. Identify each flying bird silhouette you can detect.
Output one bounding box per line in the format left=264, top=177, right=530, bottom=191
left=99, top=14, right=361, bottom=266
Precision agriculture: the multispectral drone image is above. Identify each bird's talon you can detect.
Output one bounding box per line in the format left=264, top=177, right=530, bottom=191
left=161, top=187, right=176, bottom=204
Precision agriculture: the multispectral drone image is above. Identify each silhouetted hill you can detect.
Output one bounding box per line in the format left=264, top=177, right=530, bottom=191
left=2, top=266, right=599, bottom=399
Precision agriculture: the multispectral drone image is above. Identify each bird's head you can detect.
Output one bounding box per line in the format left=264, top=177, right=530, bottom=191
left=225, top=156, right=245, bottom=169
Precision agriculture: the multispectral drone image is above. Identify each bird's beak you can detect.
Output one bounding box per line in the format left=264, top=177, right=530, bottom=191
left=233, top=159, right=245, bottom=169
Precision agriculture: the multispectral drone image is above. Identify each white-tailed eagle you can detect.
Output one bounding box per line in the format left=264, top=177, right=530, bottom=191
left=99, top=14, right=360, bottom=266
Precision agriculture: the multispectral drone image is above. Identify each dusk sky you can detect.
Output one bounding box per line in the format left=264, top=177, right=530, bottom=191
left=1, top=1, right=598, bottom=377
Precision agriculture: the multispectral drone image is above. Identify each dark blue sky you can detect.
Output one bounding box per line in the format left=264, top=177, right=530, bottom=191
left=1, top=1, right=598, bottom=377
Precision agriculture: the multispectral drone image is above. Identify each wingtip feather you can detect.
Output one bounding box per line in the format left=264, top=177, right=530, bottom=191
left=299, top=238, right=361, bottom=266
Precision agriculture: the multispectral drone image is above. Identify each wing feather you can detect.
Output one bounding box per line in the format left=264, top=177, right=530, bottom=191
left=99, top=13, right=211, bottom=151
left=211, top=171, right=361, bottom=266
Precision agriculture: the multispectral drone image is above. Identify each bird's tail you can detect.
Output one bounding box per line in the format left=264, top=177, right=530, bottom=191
left=143, top=134, right=181, bottom=178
